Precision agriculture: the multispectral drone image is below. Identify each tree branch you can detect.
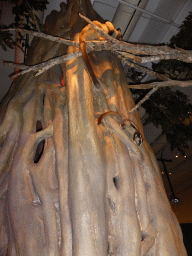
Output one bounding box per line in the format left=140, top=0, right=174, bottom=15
left=136, top=54, right=183, bottom=63
left=116, top=51, right=142, bottom=63
left=1, top=22, right=192, bottom=81
left=127, top=80, right=192, bottom=89
left=113, top=42, right=192, bottom=63
left=1, top=60, right=29, bottom=70
left=2, top=28, right=192, bottom=64
left=113, top=51, right=170, bottom=81
left=1, top=28, right=79, bottom=47
left=116, top=50, right=192, bottom=64
left=135, top=53, right=192, bottom=63
left=7, top=47, right=168, bottom=80
left=128, top=79, right=192, bottom=112
left=10, top=51, right=82, bottom=79
left=129, top=85, right=161, bottom=113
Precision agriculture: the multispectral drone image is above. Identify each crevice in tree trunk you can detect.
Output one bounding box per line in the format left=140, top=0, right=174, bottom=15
left=113, top=175, right=120, bottom=190
left=34, top=120, right=45, bottom=163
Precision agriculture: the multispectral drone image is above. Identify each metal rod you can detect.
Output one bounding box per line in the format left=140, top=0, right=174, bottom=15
left=114, top=0, right=180, bottom=27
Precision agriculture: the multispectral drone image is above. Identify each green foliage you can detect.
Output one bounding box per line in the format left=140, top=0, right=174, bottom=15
left=132, top=87, right=192, bottom=153
left=10, top=0, right=49, bottom=19
left=0, top=24, right=14, bottom=51
left=125, top=67, right=145, bottom=83
left=142, top=88, right=192, bottom=152
left=131, top=11, right=192, bottom=153
left=10, top=0, right=49, bottom=29
left=169, top=12, right=192, bottom=50
left=152, top=60, right=192, bottom=80
left=0, top=0, right=48, bottom=52
left=152, top=12, right=192, bottom=81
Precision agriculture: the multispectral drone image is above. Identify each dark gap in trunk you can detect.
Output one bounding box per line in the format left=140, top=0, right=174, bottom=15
left=42, top=93, right=45, bottom=107
left=113, top=175, right=120, bottom=190
left=34, top=120, right=45, bottom=163
left=141, top=231, right=147, bottom=241
left=107, top=242, right=110, bottom=255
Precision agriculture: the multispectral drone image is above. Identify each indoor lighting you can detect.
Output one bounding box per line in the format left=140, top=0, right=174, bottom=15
left=170, top=198, right=180, bottom=204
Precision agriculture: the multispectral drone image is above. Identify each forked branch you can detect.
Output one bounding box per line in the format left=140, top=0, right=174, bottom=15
left=1, top=14, right=192, bottom=93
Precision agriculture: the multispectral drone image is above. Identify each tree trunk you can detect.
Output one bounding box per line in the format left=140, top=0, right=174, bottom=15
left=0, top=0, right=187, bottom=255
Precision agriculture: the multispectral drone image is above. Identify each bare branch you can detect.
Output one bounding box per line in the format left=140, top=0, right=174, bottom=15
left=112, top=41, right=192, bottom=60
left=137, top=54, right=191, bottom=64
left=113, top=51, right=169, bottom=81
left=93, top=41, right=192, bottom=63
left=87, top=40, right=192, bottom=64
left=35, top=52, right=82, bottom=76
left=117, top=51, right=142, bottom=63
left=2, top=25, right=192, bottom=81
left=137, top=54, right=177, bottom=63
left=129, top=85, right=161, bottom=113
left=10, top=51, right=82, bottom=79
left=116, top=51, right=192, bottom=64
left=2, top=27, right=192, bottom=64
left=12, top=41, right=112, bottom=77
left=127, top=80, right=192, bottom=89
left=128, top=77, right=192, bottom=113
left=8, top=42, right=190, bottom=80
left=1, top=60, right=29, bottom=70
left=1, top=28, right=79, bottom=47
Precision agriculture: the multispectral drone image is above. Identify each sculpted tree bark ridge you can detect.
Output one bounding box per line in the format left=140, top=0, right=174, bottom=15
left=0, top=0, right=188, bottom=255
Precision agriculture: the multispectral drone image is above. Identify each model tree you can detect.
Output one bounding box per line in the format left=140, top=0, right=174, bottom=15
left=0, top=0, right=191, bottom=255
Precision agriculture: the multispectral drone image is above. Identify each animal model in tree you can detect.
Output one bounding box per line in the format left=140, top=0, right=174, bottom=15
left=79, top=20, right=122, bottom=88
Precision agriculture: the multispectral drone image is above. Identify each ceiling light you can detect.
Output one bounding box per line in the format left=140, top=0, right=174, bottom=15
left=170, top=198, right=180, bottom=204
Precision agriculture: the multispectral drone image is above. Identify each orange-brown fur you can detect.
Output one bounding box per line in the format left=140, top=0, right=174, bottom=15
left=79, top=21, right=122, bottom=88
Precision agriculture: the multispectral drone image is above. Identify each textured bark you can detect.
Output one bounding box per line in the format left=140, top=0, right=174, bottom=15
left=0, top=0, right=187, bottom=255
